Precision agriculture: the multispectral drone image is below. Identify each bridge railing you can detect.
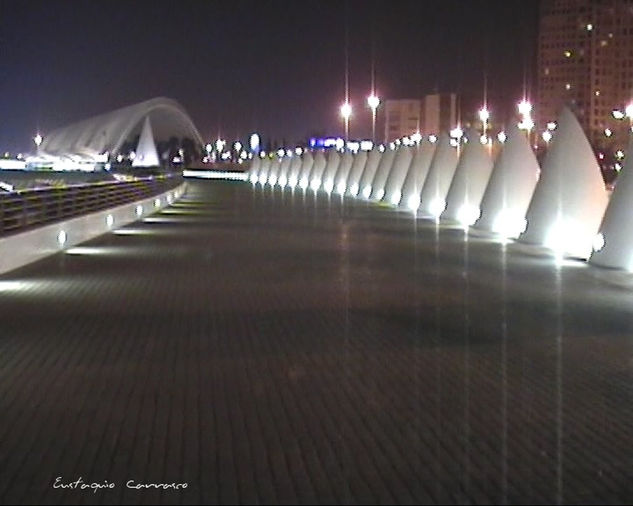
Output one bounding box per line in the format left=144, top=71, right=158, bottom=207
left=0, top=173, right=183, bottom=237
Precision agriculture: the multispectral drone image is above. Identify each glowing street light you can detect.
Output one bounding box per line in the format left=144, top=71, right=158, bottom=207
left=517, top=99, right=532, bottom=116
left=33, top=133, right=43, bottom=148
left=478, top=106, right=490, bottom=138
left=340, top=102, right=352, bottom=142
left=367, top=94, right=380, bottom=142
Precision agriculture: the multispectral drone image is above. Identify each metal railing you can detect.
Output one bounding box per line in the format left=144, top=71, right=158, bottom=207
left=0, top=173, right=183, bottom=237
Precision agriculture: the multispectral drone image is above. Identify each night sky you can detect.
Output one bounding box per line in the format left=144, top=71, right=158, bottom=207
left=0, top=0, right=539, bottom=152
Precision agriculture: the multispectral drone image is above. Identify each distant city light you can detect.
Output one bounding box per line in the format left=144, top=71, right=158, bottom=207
left=613, top=110, right=625, bottom=120
left=340, top=102, right=352, bottom=119
left=604, top=128, right=613, bottom=137
left=249, top=133, right=260, bottom=152
left=517, top=100, right=532, bottom=115
left=497, top=131, right=507, bottom=143
left=542, top=131, right=552, bottom=143
left=367, top=94, right=380, bottom=110
left=547, top=122, right=557, bottom=130
left=478, top=107, right=490, bottom=122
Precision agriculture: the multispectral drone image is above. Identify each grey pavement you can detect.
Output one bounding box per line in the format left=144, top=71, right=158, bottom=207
left=1, top=180, right=633, bottom=504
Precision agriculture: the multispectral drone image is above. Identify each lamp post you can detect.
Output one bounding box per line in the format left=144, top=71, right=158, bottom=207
left=33, top=133, right=42, bottom=152
left=367, top=94, right=380, bottom=143
left=478, top=107, right=489, bottom=141
left=340, top=102, right=352, bottom=143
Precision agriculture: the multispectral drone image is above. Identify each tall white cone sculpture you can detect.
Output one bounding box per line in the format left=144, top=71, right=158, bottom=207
left=589, top=138, right=633, bottom=269
left=321, top=150, right=341, bottom=193
left=369, top=147, right=397, bottom=200
left=297, top=151, right=314, bottom=189
left=333, top=151, right=355, bottom=195
left=443, top=128, right=494, bottom=226
left=269, top=154, right=289, bottom=186
left=310, top=151, right=328, bottom=191
left=419, top=133, right=460, bottom=218
left=247, top=156, right=261, bottom=183
left=475, top=126, right=539, bottom=238
left=257, top=157, right=272, bottom=185
left=132, top=117, right=160, bottom=167
left=400, top=140, right=436, bottom=211
left=357, top=147, right=383, bottom=199
left=345, top=150, right=368, bottom=197
left=286, top=153, right=303, bottom=187
left=383, top=145, right=414, bottom=206
left=519, top=107, right=609, bottom=259
left=277, top=152, right=294, bottom=187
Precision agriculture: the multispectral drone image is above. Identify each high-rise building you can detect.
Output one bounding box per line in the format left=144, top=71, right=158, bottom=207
left=537, top=0, right=633, bottom=152
left=383, top=93, right=457, bottom=142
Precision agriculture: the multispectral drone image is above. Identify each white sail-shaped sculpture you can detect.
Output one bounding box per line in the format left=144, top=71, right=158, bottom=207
left=419, top=133, right=460, bottom=218
left=310, top=151, right=328, bottom=191
left=369, top=147, right=397, bottom=200
left=358, top=147, right=383, bottom=199
left=519, top=107, right=609, bottom=259
left=132, top=117, right=160, bottom=167
left=443, top=128, right=494, bottom=225
left=297, top=151, right=314, bottom=189
left=475, top=126, right=540, bottom=238
left=589, top=138, right=633, bottom=269
left=248, top=156, right=261, bottom=183
left=257, top=157, right=272, bottom=185
left=333, top=151, right=355, bottom=195
left=286, top=153, right=303, bottom=187
left=321, top=150, right=341, bottom=193
left=400, top=140, right=436, bottom=211
left=383, top=145, right=414, bottom=205
left=269, top=154, right=289, bottom=186
left=345, top=150, right=368, bottom=197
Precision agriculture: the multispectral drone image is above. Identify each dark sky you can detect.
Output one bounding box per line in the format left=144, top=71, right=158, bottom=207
left=0, top=0, right=539, bottom=152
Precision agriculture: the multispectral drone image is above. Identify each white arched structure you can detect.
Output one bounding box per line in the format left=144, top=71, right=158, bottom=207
left=345, top=150, right=369, bottom=197
left=40, top=97, right=203, bottom=161
left=400, top=140, right=437, bottom=211
left=358, top=147, right=383, bottom=199
left=589, top=137, right=633, bottom=269
left=475, top=126, right=539, bottom=238
left=419, top=133, right=460, bottom=218
left=519, top=107, right=609, bottom=259
left=369, top=147, right=397, bottom=201
left=443, top=128, right=494, bottom=226
left=383, top=145, right=414, bottom=206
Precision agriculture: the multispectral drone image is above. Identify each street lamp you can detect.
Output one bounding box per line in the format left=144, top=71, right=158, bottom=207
left=367, top=94, right=380, bottom=142
left=340, top=102, right=352, bottom=142
left=478, top=106, right=490, bottom=142
left=33, top=134, right=42, bottom=150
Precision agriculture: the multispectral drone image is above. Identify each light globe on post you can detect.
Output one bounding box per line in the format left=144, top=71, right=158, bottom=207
left=367, top=94, right=380, bottom=142
left=340, top=102, right=352, bottom=143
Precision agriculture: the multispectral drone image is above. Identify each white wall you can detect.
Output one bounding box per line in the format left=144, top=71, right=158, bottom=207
left=0, top=182, right=187, bottom=275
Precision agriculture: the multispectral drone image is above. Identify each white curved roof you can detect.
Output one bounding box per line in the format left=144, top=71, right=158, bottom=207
left=40, top=97, right=203, bottom=160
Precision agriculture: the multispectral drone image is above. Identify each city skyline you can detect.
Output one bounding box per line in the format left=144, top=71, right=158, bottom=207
left=0, top=1, right=538, bottom=152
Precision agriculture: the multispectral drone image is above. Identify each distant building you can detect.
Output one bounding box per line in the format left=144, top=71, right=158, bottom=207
left=384, top=94, right=457, bottom=142
left=537, top=0, right=633, bottom=150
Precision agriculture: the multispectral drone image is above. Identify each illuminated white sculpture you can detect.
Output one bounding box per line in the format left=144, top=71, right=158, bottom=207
left=321, top=150, right=341, bottom=193
left=383, top=145, right=414, bottom=205
left=589, top=138, right=633, bottom=269
left=247, top=156, right=261, bottom=177
left=287, top=152, right=303, bottom=186
left=419, top=132, right=460, bottom=218
left=255, top=157, right=269, bottom=184
left=297, top=151, right=314, bottom=188
left=333, top=151, right=355, bottom=194
left=310, top=151, right=328, bottom=190
left=271, top=155, right=291, bottom=186
left=369, top=146, right=397, bottom=200
left=400, top=140, right=436, bottom=211
left=345, top=150, right=368, bottom=196
left=132, top=117, right=160, bottom=167
left=475, top=126, right=539, bottom=238
left=357, top=147, right=383, bottom=199
left=443, top=128, right=494, bottom=225
left=519, top=107, right=609, bottom=258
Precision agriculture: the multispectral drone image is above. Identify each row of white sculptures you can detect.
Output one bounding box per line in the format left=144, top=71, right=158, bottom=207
left=246, top=107, right=632, bottom=271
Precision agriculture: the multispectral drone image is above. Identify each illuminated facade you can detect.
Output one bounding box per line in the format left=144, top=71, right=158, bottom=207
left=537, top=0, right=633, bottom=149
left=384, top=94, right=457, bottom=142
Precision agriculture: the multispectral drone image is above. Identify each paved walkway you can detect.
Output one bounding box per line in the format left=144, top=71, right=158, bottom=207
left=1, top=180, right=633, bottom=504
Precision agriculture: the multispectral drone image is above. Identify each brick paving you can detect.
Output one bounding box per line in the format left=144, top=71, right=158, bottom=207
left=1, top=179, right=633, bottom=504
